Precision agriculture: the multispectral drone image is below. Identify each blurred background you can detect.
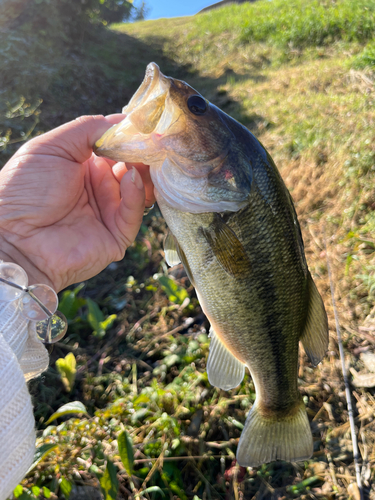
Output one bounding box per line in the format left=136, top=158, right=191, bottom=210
left=1, top=0, right=375, bottom=499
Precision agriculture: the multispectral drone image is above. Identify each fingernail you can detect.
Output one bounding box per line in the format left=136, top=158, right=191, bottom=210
left=131, top=166, right=143, bottom=190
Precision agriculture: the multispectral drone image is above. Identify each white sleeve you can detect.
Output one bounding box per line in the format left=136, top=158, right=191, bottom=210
left=0, top=301, right=49, bottom=500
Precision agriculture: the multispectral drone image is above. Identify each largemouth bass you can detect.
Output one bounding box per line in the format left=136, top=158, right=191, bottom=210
left=94, top=63, right=328, bottom=467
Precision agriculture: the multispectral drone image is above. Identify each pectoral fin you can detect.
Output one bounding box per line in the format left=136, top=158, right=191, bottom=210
left=164, top=231, right=181, bottom=267
left=300, top=273, right=329, bottom=366
left=201, top=215, right=251, bottom=278
left=164, top=231, right=195, bottom=286
left=207, top=327, right=245, bottom=390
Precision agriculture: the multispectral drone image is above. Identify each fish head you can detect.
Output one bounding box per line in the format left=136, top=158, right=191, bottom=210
left=95, top=62, right=254, bottom=213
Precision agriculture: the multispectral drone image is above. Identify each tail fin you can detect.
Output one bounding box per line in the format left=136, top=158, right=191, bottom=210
left=236, top=400, right=313, bottom=467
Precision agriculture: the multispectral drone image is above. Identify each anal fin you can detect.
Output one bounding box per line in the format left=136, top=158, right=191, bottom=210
left=236, top=399, right=313, bottom=467
left=300, top=273, right=329, bottom=366
left=207, top=327, right=245, bottom=390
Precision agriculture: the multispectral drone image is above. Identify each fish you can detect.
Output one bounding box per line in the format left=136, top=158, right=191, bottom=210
left=94, top=62, right=329, bottom=467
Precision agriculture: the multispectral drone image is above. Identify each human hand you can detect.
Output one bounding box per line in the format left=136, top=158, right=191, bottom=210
left=0, top=115, right=155, bottom=292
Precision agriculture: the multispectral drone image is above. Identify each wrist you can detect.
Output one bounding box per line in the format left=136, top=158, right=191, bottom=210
left=0, top=236, right=55, bottom=290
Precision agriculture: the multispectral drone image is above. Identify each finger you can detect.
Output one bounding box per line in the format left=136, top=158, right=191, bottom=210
left=114, top=167, right=146, bottom=251
left=105, top=113, right=126, bottom=122
left=112, top=162, right=128, bottom=182
left=17, top=114, right=126, bottom=164
left=105, top=159, right=120, bottom=168
left=126, top=162, right=156, bottom=207
left=113, top=162, right=155, bottom=207
left=86, top=156, right=115, bottom=222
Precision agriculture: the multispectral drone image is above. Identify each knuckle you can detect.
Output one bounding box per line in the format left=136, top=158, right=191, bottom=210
left=74, top=115, right=105, bottom=126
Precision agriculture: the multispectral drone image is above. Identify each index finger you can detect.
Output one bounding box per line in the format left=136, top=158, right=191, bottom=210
left=16, top=114, right=125, bottom=165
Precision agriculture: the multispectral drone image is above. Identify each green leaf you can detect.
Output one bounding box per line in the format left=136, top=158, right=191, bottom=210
left=133, top=394, right=150, bottom=407
left=13, top=485, right=24, bottom=498
left=286, top=476, right=323, bottom=493
left=59, top=477, right=72, bottom=499
left=169, top=481, right=188, bottom=500
left=100, top=460, right=119, bottom=500
left=345, top=253, right=353, bottom=275
left=31, top=486, right=40, bottom=496
left=99, top=314, right=117, bottom=332
left=136, top=486, right=165, bottom=498
left=118, top=430, right=134, bottom=476
left=26, top=443, right=58, bottom=474
left=55, top=352, right=76, bottom=392
left=58, top=283, right=85, bottom=320
left=157, top=275, right=189, bottom=305
left=131, top=407, right=150, bottom=423
left=163, top=354, right=181, bottom=367
left=87, top=298, right=116, bottom=338
left=161, top=463, right=188, bottom=500
left=43, top=486, right=51, bottom=498
left=45, top=401, right=88, bottom=424
left=87, top=298, right=104, bottom=330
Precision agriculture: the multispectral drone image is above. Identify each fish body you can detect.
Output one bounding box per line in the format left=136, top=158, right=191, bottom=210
left=94, top=63, right=328, bottom=466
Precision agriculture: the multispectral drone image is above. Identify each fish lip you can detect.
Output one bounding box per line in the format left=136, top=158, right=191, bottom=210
left=94, top=62, right=172, bottom=157
left=122, top=62, right=168, bottom=115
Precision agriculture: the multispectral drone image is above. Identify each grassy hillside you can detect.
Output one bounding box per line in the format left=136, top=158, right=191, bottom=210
left=3, top=0, right=375, bottom=499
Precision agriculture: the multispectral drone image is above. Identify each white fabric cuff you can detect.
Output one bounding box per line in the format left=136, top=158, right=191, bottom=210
left=0, top=301, right=49, bottom=500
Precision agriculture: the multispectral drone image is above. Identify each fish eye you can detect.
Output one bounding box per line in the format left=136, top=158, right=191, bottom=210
left=187, top=95, right=207, bottom=115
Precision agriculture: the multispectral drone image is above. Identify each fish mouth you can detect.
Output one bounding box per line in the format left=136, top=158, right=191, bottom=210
left=94, top=63, right=250, bottom=214
left=94, top=63, right=174, bottom=162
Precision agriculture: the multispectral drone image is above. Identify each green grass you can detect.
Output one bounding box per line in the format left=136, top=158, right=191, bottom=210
left=199, top=0, right=375, bottom=47
left=353, top=40, right=375, bottom=68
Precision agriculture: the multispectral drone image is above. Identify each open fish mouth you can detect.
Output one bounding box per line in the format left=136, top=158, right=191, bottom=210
left=94, top=63, right=181, bottom=162
left=121, top=62, right=169, bottom=134
left=94, top=62, right=252, bottom=214
left=123, top=63, right=169, bottom=127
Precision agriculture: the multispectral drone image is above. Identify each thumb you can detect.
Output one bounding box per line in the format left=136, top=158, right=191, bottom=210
left=114, top=167, right=146, bottom=251
left=16, top=114, right=125, bottom=164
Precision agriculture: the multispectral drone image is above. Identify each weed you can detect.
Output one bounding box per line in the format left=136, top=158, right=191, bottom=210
left=353, top=40, right=375, bottom=68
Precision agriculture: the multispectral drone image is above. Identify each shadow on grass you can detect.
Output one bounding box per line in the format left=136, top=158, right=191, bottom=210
left=1, top=25, right=267, bottom=164
left=43, top=27, right=267, bottom=134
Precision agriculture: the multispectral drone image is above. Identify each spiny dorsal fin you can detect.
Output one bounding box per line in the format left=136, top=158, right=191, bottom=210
left=207, top=327, right=245, bottom=390
left=201, top=215, right=251, bottom=278
left=300, top=272, right=329, bottom=366
left=164, top=231, right=181, bottom=267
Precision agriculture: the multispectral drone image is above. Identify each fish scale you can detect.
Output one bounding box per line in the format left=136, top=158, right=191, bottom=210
left=157, top=175, right=305, bottom=409
left=94, top=62, right=329, bottom=467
